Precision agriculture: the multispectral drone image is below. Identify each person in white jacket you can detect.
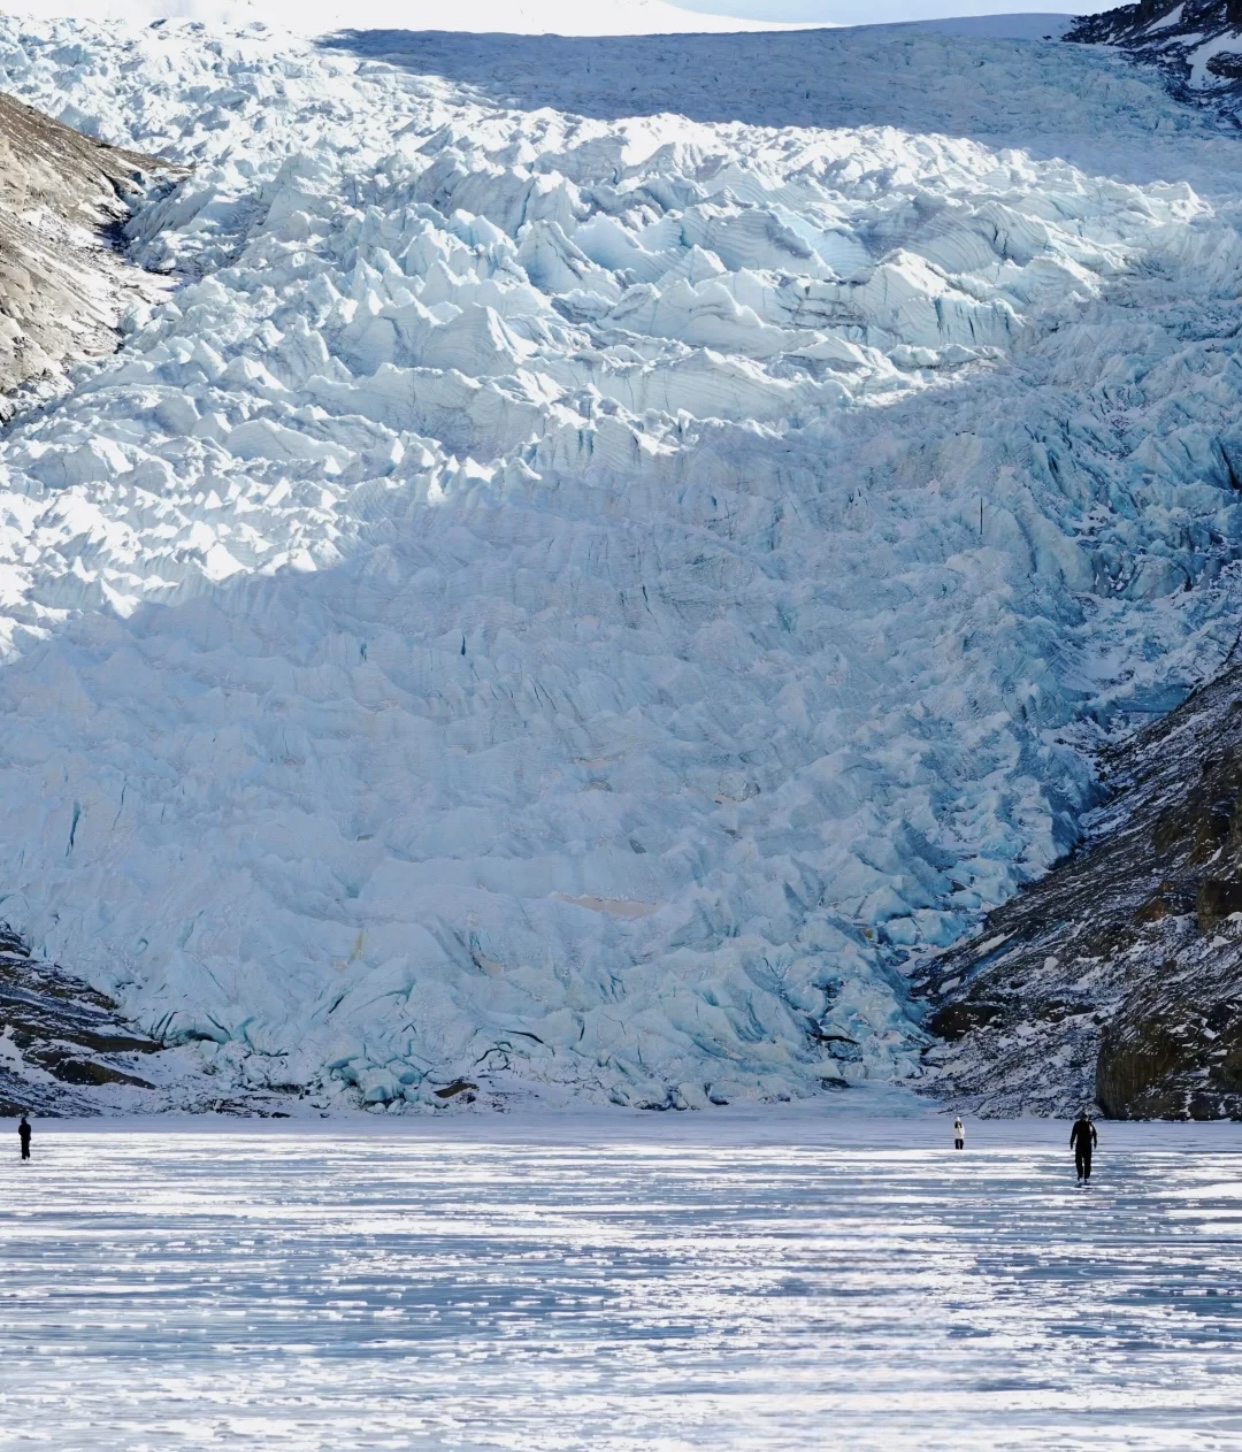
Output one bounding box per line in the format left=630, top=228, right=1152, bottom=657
left=953, top=1117, right=965, bottom=1150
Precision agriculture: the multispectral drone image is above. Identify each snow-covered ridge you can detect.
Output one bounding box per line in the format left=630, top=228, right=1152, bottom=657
left=0, top=19, right=1241, bottom=1109
left=5, top=0, right=801, bottom=36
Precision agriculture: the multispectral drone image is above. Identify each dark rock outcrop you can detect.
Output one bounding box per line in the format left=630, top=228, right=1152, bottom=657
left=1067, top=1, right=1242, bottom=111
left=916, top=662, right=1242, bottom=1118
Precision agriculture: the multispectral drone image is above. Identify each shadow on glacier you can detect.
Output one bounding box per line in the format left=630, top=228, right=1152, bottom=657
left=317, top=26, right=1234, bottom=182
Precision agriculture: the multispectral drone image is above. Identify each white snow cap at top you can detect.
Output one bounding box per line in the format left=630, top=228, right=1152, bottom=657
left=0, top=0, right=801, bottom=35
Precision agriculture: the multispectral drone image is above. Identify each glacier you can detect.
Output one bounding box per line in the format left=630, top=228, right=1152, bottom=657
left=0, top=16, right=1241, bottom=1109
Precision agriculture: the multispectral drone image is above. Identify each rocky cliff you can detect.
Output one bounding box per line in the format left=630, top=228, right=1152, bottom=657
left=0, top=89, right=167, bottom=414
left=1068, top=0, right=1242, bottom=101
left=918, top=662, right=1242, bottom=1118
left=0, top=923, right=169, bottom=1114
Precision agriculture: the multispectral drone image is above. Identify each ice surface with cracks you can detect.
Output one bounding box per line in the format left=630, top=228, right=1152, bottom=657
left=0, top=20, right=1240, bottom=1105
left=1, top=1115, right=1241, bottom=1450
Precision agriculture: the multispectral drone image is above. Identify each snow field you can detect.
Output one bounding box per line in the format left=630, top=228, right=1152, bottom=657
left=1, top=1117, right=1240, bottom=1450
left=0, top=21, right=1241, bottom=1104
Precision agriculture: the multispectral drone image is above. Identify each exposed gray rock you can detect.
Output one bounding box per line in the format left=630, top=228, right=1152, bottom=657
left=915, top=662, right=1242, bottom=1118
left=0, top=921, right=305, bottom=1117
left=0, top=88, right=169, bottom=415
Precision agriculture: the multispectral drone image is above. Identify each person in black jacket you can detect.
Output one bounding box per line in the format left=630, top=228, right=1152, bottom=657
left=18, top=1114, right=31, bottom=1161
left=1070, top=1109, right=1097, bottom=1182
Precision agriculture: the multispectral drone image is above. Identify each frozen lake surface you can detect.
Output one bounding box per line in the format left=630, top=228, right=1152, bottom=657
left=1, top=1114, right=1240, bottom=1449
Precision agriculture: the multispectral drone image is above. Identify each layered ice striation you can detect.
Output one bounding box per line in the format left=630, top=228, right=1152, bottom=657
left=0, top=19, right=1241, bottom=1107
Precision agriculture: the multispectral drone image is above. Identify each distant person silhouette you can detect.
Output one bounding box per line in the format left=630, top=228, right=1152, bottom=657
left=1070, top=1109, right=1096, bottom=1182
left=953, top=1116, right=965, bottom=1150
left=18, top=1114, right=30, bottom=1161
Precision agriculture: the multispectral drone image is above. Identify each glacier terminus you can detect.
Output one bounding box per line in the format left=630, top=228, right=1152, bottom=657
left=0, top=9, right=1240, bottom=1114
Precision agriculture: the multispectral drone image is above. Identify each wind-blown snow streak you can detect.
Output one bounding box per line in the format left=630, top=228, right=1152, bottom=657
left=0, top=20, right=1241, bottom=1107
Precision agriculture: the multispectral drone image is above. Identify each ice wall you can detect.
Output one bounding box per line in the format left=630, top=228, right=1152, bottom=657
left=0, top=19, right=1239, bottom=1107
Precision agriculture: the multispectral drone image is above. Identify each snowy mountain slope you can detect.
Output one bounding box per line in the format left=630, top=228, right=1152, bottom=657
left=0, top=922, right=252, bottom=1116
left=898, top=0, right=1242, bottom=1121
left=0, top=19, right=1241, bottom=1108
left=884, top=13, right=1077, bottom=38
left=6, top=0, right=798, bottom=36
left=1068, top=0, right=1242, bottom=103
left=917, top=659, right=1242, bottom=1119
